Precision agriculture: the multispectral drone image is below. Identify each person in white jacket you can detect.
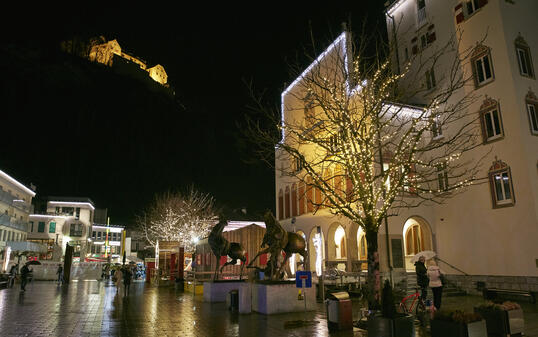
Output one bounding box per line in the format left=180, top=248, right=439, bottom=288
left=427, top=259, right=444, bottom=310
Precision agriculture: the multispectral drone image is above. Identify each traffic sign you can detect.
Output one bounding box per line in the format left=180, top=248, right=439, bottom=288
left=295, top=271, right=312, bottom=288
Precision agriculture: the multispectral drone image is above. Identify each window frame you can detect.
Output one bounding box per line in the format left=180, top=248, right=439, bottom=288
left=488, top=159, right=515, bottom=209
left=515, top=37, right=534, bottom=79
left=436, top=164, right=449, bottom=192
left=38, top=221, right=45, bottom=233
left=425, top=68, right=436, bottom=91
left=473, top=50, right=495, bottom=88
left=479, top=98, right=504, bottom=143
left=527, top=102, right=538, bottom=135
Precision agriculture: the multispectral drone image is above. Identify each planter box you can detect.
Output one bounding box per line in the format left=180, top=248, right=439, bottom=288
left=474, top=307, right=524, bottom=336
left=368, top=314, right=415, bottom=337
left=431, top=319, right=487, bottom=337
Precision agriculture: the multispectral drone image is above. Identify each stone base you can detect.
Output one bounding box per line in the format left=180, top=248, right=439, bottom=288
left=252, top=282, right=316, bottom=315
left=203, top=281, right=251, bottom=314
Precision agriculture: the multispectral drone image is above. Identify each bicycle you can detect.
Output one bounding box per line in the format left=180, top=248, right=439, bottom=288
left=399, top=287, right=430, bottom=326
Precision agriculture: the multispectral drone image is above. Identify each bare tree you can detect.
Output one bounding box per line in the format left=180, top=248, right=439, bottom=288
left=137, top=187, right=218, bottom=252
left=244, top=24, right=489, bottom=307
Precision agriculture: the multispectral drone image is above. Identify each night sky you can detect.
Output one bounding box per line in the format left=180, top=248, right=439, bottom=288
left=1, top=4, right=386, bottom=225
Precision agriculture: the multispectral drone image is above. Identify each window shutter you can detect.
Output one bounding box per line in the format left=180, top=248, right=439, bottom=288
left=454, top=3, right=464, bottom=24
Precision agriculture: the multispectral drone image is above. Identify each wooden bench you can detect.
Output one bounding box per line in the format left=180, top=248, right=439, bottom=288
left=483, top=287, right=536, bottom=303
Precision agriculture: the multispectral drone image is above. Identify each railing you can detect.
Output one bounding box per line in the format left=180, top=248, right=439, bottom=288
left=0, top=189, right=32, bottom=213
left=435, top=257, right=468, bottom=276
left=0, top=214, right=28, bottom=232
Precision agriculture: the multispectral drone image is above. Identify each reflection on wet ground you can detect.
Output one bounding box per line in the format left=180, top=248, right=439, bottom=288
left=0, top=280, right=536, bottom=336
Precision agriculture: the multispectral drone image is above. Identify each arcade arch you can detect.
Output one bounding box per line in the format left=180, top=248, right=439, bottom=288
left=403, top=216, right=433, bottom=270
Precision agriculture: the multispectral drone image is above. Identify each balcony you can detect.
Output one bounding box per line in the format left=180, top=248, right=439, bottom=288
left=0, top=188, right=32, bottom=213
left=0, top=214, right=28, bottom=232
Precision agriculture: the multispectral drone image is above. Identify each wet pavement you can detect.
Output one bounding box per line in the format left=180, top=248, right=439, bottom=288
left=0, top=280, right=536, bottom=337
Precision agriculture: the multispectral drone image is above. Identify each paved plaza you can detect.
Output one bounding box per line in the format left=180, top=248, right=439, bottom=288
left=0, top=280, right=536, bottom=337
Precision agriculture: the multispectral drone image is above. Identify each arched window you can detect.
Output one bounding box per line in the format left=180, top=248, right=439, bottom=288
left=278, top=189, right=284, bottom=220
left=334, top=225, right=346, bottom=259
left=479, top=96, right=504, bottom=143
left=291, top=183, right=298, bottom=217
left=284, top=186, right=291, bottom=219
left=298, top=182, right=305, bottom=215
left=324, top=169, right=333, bottom=207
left=488, top=157, right=515, bottom=208
left=306, top=176, right=314, bottom=213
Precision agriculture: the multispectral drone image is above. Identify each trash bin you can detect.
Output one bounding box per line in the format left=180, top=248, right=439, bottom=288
left=227, top=290, right=239, bottom=312
left=326, top=291, right=353, bottom=331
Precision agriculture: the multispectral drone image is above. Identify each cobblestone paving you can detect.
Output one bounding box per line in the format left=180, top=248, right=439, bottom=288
left=0, top=281, right=536, bottom=337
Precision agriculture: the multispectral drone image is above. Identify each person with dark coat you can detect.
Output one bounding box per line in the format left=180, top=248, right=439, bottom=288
left=20, top=264, right=32, bottom=292
left=56, top=264, right=64, bottom=285
left=8, top=264, right=18, bottom=288
left=415, top=255, right=429, bottom=301
left=122, top=267, right=132, bottom=296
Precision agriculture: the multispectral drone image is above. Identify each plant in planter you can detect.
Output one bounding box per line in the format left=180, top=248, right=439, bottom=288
left=474, top=301, right=524, bottom=336
left=431, top=310, right=487, bottom=337
left=368, top=280, right=414, bottom=337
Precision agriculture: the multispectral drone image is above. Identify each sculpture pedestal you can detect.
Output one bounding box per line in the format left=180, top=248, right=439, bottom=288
left=203, top=281, right=252, bottom=314
left=252, top=282, right=316, bottom=315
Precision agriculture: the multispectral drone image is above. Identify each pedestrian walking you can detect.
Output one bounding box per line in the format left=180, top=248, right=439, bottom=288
left=114, top=268, right=123, bottom=293
left=8, top=264, right=18, bottom=288
left=20, top=264, right=32, bottom=292
left=56, top=264, right=64, bottom=285
left=122, top=267, right=132, bottom=296
left=415, top=255, right=429, bottom=301
left=427, top=259, right=444, bottom=310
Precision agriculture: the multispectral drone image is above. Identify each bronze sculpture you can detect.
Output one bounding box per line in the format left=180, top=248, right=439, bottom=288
left=208, top=215, right=247, bottom=280
left=248, top=211, right=307, bottom=280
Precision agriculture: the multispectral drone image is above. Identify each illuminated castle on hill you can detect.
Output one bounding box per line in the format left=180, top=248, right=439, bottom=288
left=61, top=36, right=168, bottom=87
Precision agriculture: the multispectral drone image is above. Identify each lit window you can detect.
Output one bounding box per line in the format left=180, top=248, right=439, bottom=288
left=515, top=36, right=534, bottom=78
left=488, top=158, right=515, bottom=208
left=480, top=97, right=504, bottom=142
left=472, top=46, right=494, bottom=87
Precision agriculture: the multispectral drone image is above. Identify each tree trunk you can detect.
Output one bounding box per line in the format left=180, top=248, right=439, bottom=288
left=366, top=228, right=380, bottom=310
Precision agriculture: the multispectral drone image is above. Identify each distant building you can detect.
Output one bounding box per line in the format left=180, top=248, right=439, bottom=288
left=28, top=197, right=95, bottom=261
left=0, top=169, right=38, bottom=270
left=61, top=36, right=169, bottom=86
left=88, top=224, right=126, bottom=263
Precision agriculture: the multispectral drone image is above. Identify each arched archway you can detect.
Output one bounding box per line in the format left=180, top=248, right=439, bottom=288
left=308, top=227, right=325, bottom=277
left=357, top=227, right=367, bottom=271
left=289, top=230, right=306, bottom=275
left=327, top=223, right=347, bottom=271
left=403, top=216, right=433, bottom=270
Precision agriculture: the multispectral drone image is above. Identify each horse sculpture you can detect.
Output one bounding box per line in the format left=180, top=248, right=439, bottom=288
left=208, top=215, right=247, bottom=280
left=248, top=211, right=307, bottom=280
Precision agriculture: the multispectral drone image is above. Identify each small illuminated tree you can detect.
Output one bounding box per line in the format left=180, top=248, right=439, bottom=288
left=244, top=24, right=489, bottom=308
left=138, top=187, right=218, bottom=252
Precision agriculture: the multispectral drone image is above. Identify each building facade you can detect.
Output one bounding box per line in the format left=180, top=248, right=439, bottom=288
left=0, top=169, right=36, bottom=270
left=28, top=198, right=95, bottom=261
left=88, top=224, right=125, bottom=263
left=275, top=0, right=537, bottom=292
